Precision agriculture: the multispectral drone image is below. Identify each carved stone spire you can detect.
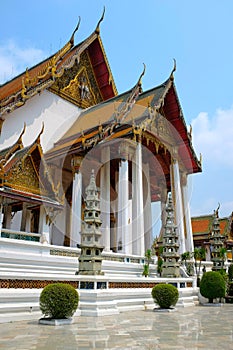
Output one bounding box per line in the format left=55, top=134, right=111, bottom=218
left=211, top=208, right=226, bottom=272
left=78, top=170, right=104, bottom=275
left=161, top=193, right=180, bottom=277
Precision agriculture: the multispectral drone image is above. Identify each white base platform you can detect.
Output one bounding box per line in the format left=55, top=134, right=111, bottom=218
left=0, top=239, right=198, bottom=322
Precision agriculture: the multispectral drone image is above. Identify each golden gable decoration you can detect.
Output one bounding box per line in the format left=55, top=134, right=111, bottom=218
left=50, top=51, right=102, bottom=109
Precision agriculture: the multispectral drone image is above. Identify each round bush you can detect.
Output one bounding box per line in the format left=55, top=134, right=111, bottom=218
left=40, top=283, right=79, bottom=319
left=151, top=283, right=179, bottom=309
left=200, top=271, right=226, bottom=303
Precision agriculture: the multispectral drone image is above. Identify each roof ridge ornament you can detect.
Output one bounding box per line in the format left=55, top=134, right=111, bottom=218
left=138, top=62, right=146, bottom=90
left=69, top=16, right=81, bottom=46
left=17, top=122, right=26, bottom=145
left=36, top=122, right=44, bottom=144
left=115, top=63, right=146, bottom=124
left=170, top=58, right=176, bottom=81
left=95, top=6, right=105, bottom=34
left=214, top=203, right=220, bottom=218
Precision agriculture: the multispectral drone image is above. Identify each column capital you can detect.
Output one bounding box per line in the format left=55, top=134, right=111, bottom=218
left=71, top=156, right=83, bottom=173
left=171, top=147, right=179, bottom=163
left=101, top=145, right=110, bottom=163
left=180, top=171, right=187, bottom=186
left=119, top=142, right=129, bottom=161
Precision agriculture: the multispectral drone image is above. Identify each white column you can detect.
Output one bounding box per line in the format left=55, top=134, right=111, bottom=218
left=25, top=210, right=32, bottom=232
left=182, top=175, right=194, bottom=253
left=100, top=146, right=111, bottom=251
left=117, top=158, right=131, bottom=254
left=170, top=159, right=186, bottom=254
left=111, top=170, right=118, bottom=252
left=39, top=206, right=50, bottom=244
left=159, top=184, right=167, bottom=239
left=70, top=156, right=82, bottom=247
left=20, top=203, right=27, bottom=231
left=132, top=143, right=144, bottom=256
left=143, top=163, right=152, bottom=251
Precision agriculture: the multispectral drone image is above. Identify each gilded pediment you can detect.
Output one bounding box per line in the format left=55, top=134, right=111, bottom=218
left=50, top=51, right=103, bottom=109
left=5, top=156, right=42, bottom=195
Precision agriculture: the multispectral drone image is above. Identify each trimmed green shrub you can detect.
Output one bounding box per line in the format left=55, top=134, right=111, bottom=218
left=151, top=283, right=179, bottom=309
left=200, top=271, right=226, bottom=303
left=40, top=283, right=79, bottom=319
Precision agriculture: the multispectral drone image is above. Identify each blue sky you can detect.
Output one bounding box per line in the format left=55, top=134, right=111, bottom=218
left=1, top=0, right=233, bottom=218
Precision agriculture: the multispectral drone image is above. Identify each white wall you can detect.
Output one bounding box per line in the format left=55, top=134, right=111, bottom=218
left=0, top=90, right=81, bottom=152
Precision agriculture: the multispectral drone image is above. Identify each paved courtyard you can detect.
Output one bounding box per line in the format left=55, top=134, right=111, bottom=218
left=0, top=305, right=232, bottom=349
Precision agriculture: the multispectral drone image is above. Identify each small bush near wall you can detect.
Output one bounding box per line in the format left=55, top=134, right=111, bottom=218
left=151, top=283, right=179, bottom=309
left=200, top=271, right=226, bottom=303
left=40, top=283, right=79, bottom=319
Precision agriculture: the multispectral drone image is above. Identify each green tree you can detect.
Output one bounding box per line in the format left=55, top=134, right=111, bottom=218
left=181, top=251, right=191, bottom=264
left=219, top=247, right=227, bottom=269
left=193, top=247, right=206, bottom=275
left=142, top=249, right=152, bottom=277
left=200, top=271, right=226, bottom=303
left=157, top=257, right=163, bottom=277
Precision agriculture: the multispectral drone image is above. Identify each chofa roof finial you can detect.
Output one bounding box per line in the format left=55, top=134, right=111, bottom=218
left=70, top=16, right=81, bottom=46
left=36, top=122, right=45, bottom=144
left=138, top=63, right=146, bottom=89
left=95, top=6, right=105, bottom=34
left=17, top=122, right=26, bottom=145
left=170, top=58, right=176, bottom=80
left=214, top=203, right=220, bottom=218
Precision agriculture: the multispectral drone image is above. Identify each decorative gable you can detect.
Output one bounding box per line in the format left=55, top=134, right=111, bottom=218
left=6, top=155, right=40, bottom=195
left=50, top=51, right=102, bottom=109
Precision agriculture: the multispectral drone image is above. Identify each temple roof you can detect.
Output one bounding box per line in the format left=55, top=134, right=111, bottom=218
left=0, top=14, right=117, bottom=116
left=46, top=69, right=201, bottom=175
left=191, top=214, right=231, bottom=238
left=0, top=128, right=62, bottom=208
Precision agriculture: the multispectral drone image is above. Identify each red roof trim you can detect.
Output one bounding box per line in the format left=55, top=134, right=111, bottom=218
left=88, top=37, right=116, bottom=101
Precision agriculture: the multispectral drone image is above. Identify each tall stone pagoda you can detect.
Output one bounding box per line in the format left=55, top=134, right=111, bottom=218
left=211, top=207, right=226, bottom=272
left=161, top=193, right=180, bottom=277
left=78, top=170, right=104, bottom=275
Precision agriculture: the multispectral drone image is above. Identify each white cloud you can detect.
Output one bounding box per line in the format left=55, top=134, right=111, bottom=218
left=0, top=40, right=46, bottom=84
left=190, top=107, right=233, bottom=217
left=191, top=107, right=233, bottom=168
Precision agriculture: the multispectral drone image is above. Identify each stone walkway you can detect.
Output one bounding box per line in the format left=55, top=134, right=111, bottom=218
left=0, top=305, right=233, bottom=349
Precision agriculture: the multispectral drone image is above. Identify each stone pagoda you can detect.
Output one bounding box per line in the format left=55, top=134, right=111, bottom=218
left=161, top=193, right=180, bottom=277
left=78, top=170, right=104, bottom=275
left=211, top=207, right=226, bottom=272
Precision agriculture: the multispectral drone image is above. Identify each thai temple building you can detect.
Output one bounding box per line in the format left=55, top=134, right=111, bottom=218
left=0, top=11, right=202, bottom=320
left=191, top=211, right=233, bottom=261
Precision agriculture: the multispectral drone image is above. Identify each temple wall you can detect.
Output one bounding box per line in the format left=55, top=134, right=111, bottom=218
left=0, top=90, right=81, bottom=152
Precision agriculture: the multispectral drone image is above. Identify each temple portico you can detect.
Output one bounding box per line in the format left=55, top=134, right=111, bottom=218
left=68, top=136, right=195, bottom=257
